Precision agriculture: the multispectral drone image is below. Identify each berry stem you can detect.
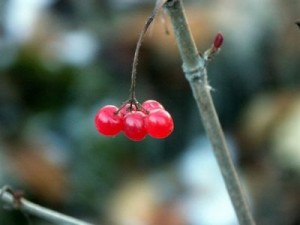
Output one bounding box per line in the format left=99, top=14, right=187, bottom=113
left=165, top=1, right=256, bottom=225
left=129, top=0, right=168, bottom=100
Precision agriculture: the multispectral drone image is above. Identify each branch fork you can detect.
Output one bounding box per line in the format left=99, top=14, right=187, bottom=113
left=182, top=58, right=205, bottom=82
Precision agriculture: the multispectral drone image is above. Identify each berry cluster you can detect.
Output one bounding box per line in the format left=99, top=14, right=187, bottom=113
left=94, top=100, right=174, bottom=141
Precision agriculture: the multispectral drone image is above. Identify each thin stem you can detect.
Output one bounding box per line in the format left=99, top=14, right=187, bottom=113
left=0, top=187, right=94, bottom=225
left=129, top=0, right=167, bottom=99
left=165, top=1, right=256, bottom=225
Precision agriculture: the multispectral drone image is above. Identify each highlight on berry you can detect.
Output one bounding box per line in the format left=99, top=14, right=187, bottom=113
left=94, top=100, right=174, bottom=141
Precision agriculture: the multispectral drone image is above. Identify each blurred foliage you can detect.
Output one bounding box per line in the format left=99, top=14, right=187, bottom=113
left=7, top=51, right=75, bottom=112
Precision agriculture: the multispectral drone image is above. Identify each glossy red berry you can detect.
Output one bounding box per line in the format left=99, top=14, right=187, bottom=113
left=144, top=109, right=174, bottom=139
left=95, top=105, right=123, bottom=136
left=142, top=100, right=164, bottom=111
left=213, top=33, right=224, bottom=48
left=123, top=111, right=147, bottom=141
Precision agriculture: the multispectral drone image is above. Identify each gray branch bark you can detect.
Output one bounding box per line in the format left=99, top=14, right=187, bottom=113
left=164, top=1, right=256, bottom=225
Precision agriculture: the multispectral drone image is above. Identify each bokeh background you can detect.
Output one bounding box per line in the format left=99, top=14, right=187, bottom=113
left=0, top=0, right=299, bottom=224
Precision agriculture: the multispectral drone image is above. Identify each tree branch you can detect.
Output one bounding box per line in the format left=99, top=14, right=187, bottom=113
left=164, top=1, right=256, bottom=225
left=0, top=186, right=94, bottom=225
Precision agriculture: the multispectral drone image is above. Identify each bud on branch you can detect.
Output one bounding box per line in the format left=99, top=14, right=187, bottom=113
left=213, top=33, right=224, bottom=48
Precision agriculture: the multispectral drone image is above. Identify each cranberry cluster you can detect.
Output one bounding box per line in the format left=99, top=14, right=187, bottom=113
left=94, top=100, right=174, bottom=141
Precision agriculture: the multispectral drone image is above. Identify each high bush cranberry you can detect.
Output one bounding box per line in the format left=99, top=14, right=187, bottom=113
left=144, top=108, right=174, bottom=138
left=123, top=111, right=147, bottom=141
left=142, top=100, right=164, bottom=111
left=95, top=100, right=174, bottom=140
left=94, top=105, right=123, bottom=136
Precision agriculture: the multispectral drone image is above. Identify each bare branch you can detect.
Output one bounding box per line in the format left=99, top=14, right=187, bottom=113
left=0, top=186, right=94, bottom=225
left=164, top=1, right=256, bottom=225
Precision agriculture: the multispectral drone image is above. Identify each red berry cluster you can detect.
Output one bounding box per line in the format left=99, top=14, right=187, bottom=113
left=94, top=100, right=174, bottom=141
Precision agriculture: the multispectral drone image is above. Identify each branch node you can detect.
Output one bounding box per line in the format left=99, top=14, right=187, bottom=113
left=182, top=59, right=206, bottom=82
left=203, top=47, right=221, bottom=64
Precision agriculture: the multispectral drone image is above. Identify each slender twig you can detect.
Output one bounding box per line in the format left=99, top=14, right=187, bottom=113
left=164, top=1, right=256, bottom=225
left=129, top=0, right=168, bottom=99
left=0, top=186, right=94, bottom=225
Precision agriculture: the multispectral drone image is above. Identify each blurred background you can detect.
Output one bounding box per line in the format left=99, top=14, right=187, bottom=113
left=0, top=0, right=299, bottom=224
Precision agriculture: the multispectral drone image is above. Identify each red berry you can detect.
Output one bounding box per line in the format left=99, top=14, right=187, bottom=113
left=95, top=105, right=123, bottom=136
left=123, top=111, right=147, bottom=141
left=142, top=100, right=164, bottom=112
left=144, top=109, right=174, bottom=139
left=213, top=33, right=224, bottom=48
